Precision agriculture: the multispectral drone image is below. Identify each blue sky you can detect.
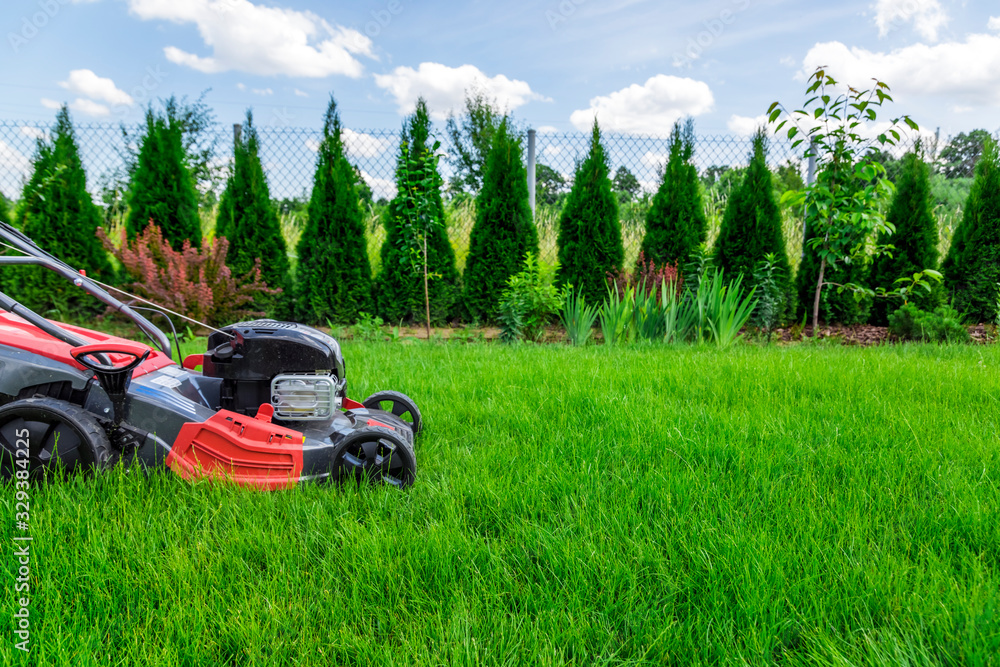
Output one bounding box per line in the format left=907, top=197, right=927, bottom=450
left=2, top=0, right=999, bottom=139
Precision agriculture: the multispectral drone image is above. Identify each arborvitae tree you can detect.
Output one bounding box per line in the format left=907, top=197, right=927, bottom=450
left=869, top=151, right=940, bottom=324
left=126, top=106, right=201, bottom=249
left=216, top=110, right=290, bottom=309
left=374, top=99, right=460, bottom=323
left=463, top=118, right=539, bottom=320
left=6, top=106, right=112, bottom=314
left=715, top=131, right=792, bottom=283
left=942, top=138, right=1000, bottom=322
left=295, top=97, right=372, bottom=324
left=640, top=118, right=707, bottom=268
left=555, top=120, right=623, bottom=303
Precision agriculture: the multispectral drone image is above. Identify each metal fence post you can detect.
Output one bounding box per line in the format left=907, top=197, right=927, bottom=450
left=527, top=128, right=536, bottom=218
left=803, top=139, right=817, bottom=260
left=233, top=123, right=242, bottom=147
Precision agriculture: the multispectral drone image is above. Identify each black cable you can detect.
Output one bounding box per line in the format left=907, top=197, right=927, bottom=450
left=128, top=306, right=183, bottom=365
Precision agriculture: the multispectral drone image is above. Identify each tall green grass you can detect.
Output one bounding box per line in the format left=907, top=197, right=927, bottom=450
left=4, top=343, right=999, bottom=665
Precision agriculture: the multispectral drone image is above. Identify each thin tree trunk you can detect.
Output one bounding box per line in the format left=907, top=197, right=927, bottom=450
left=423, top=235, right=431, bottom=340
left=812, top=255, right=826, bottom=335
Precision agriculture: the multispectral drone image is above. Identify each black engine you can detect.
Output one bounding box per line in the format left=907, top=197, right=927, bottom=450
left=201, top=320, right=346, bottom=420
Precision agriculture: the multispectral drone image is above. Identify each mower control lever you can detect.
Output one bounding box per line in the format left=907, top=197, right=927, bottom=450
left=71, top=342, right=152, bottom=430
left=71, top=342, right=152, bottom=374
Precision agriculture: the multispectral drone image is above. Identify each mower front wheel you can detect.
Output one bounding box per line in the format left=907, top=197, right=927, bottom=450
left=334, top=425, right=416, bottom=489
left=0, top=398, right=113, bottom=482
left=362, top=390, right=422, bottom=435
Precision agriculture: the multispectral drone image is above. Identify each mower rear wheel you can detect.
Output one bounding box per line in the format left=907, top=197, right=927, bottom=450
left=362, top=390, right=422, bottom=435
left=0, top=398, right=112, bottom=482
left=335, top=425, right=416, bottom=489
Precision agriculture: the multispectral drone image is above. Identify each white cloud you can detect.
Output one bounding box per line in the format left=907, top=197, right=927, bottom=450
left=873, top=0, right=947, bottom=41
left=541, top=145, right=564, bottom=157
left=342, top=129, right=392, bottom=158
left=236, top=83, right=246, bottom=91
left=40, top=97, right=111, bottom=117
left=0, top=141, right=30, bottom=173
left=989, top=16, right=1000, bottom=31
left=569, top=75, right=714, bottom=135
left=251, top=88, right=273, bottom=96
left=802, top=34, right=1000, bottom=106
left=70, top=98, right=112, bottom=117
left=358, top=169, right=395, bottom=200
left=727, top=114, right=773, bottom=136
left=779, top=55, right=797, bottom=67
left=374, top=62, right=547, bottom=119
left=126, top=0, right=374, bottom=78
left=641, top=151, right=667, bottom=169
left=59, top=69, right=133, bottom=106
left=536, top=125, right=559, bottom=134
left=294, top=88, right=309, bottom=97
left=19, top=126, right=47, bottom=141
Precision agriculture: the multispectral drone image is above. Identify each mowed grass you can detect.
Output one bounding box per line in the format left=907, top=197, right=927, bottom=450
left=4, top=343, right=1000, bottom=665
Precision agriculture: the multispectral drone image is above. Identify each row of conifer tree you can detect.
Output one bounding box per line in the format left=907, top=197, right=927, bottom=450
left=2, top=98, right=998, bottom=326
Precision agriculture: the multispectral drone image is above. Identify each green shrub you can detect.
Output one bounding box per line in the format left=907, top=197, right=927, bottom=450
left=295, top=97, right=372, bottom=324
left=463, top=118, right=539, bottom=321
left=6, top=106, right=112, bottom=315
left=888, top=302, right=970, bottom=343
left=374, top=99, right=461, bottom=324
left=498, top=253, right=563, bottom=342
left=216, top=111, right=289, bottom=314
left=555, top=120, right=623, bottom=304
left=942, top=139, right=1000, bottom=322
left=714, top=130, right=793, bottom=315
left=751, top=253, right=785, bottom=342
left=869, top=152, right=940, bottom=324
left=126, top=105, right=201, bottom=249
left=639, top=118, right=707, bottom=268
left=98, top=223, right=276, bottom=326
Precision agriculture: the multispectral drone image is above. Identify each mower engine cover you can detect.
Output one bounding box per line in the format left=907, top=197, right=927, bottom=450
left=201, top=320, right=347, bottom=420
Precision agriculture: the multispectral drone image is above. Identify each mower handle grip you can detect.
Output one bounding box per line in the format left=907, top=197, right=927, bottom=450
left=71, top=342, right=152, bottom=374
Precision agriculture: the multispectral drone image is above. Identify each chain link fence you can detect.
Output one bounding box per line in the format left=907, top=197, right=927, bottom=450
left=0, top=119, right=991, bottom=270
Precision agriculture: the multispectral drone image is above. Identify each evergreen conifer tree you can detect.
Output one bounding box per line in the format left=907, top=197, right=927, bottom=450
left=295, top=97, right=372, bottom=324
left=216, top=111, right=289, bottom=309
left=869, top=151, right=939, bottom=324
left=942, top=138, right=1000, bottom=321
left=555, top=120, right=623, bottom=303
left=126, top=105, right=201, bottom=249
left=7, top=106, right=112, bottom=314
left=640, top=119, right=707, bottom=268
left=374, top=99, right=460, bottom=324
left=714, top=130, right=793, bottom=310
left=463, top=118, right=539, bottom=320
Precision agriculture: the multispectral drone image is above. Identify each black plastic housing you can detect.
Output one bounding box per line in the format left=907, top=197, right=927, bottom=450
left=201, top=320, right=346, bottom=416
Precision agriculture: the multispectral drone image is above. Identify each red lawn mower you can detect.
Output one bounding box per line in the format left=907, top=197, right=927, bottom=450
left=0, top=222, right=420, bottom=489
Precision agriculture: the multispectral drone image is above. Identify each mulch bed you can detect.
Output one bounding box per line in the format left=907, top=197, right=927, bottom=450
left=771, top=324, right=996, bottom=346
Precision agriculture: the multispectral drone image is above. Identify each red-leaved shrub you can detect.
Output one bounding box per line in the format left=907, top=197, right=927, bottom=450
left=98, top=224, right=279, bottom=326
left=606, top=251, right=681, bottom=301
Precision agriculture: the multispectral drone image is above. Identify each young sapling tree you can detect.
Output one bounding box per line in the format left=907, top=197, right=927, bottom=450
left=768, top=68, right=929, bottom=332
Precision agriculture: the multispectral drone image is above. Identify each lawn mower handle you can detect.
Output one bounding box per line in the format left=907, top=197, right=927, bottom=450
left=0, top=254, right=172, bottom=358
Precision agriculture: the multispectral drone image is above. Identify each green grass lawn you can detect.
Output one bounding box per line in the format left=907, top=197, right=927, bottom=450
left=4, top=342, right=1000, bottom=665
